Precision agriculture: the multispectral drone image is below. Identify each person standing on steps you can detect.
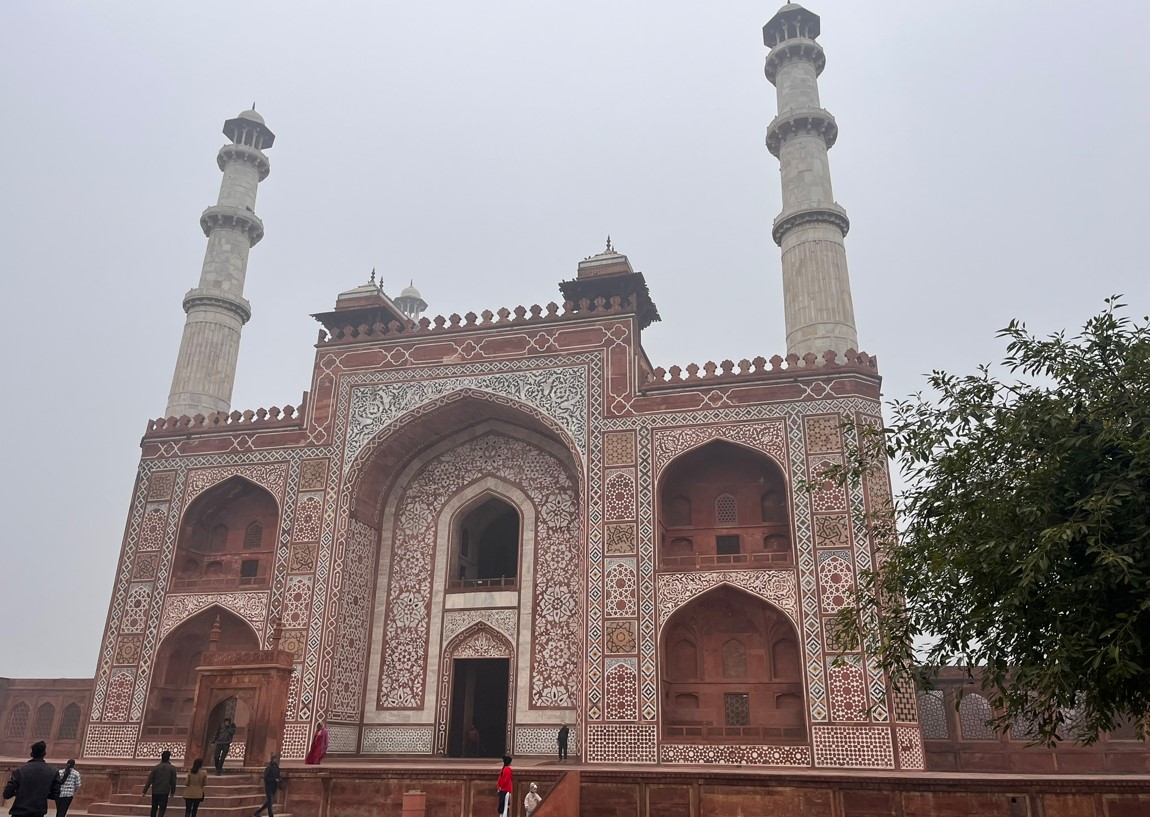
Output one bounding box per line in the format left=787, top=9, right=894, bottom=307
left=142, top=750, right=178, bottom=817
left=2, top=740, right=59, bottom=817
left=252, top=752, right=280, bottom=817
left=496, top=756, right=513, bottom=817
left=304, top=721, right=328, bottom=765
left=54, top=760, right=81, bottom=817
left=182, top=758, right=207, bottom=817
left=212, top=718, right=236, bottom=774
left=523, top=782, right=542, bottom=817
left=557, top=723, right=569, bottom=761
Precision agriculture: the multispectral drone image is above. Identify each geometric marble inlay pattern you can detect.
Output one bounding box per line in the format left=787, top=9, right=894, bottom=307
left=660, top=743, right=812, bottom=766
left=811, top=725, right=895, bottom=768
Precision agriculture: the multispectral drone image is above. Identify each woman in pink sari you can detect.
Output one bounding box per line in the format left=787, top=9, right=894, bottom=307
left=304, top=721, right=329, bottom=765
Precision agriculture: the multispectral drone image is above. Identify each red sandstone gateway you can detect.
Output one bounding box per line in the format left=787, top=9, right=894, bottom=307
left=1, top=2, right=1144, bottom=815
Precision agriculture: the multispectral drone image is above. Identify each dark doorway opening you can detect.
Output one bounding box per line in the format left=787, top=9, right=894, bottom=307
left=448, top=658, right=510, bottom=758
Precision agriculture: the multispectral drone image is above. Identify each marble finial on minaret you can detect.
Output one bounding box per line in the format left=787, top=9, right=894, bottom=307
left=165, top=109, right=276, bottom=418
left=764, top=4, right=858, bottom=359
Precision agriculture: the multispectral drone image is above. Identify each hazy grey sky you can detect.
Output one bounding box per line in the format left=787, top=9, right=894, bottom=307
left=2, top=1, right=1148, bottom=678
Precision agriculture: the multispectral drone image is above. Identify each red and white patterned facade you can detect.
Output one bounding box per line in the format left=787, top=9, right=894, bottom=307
left=80, top=2, right=924, bottom=770
left=81, top=289, right=922, bottom=768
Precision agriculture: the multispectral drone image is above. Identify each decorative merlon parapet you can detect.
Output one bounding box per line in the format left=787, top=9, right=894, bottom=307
left=764, top=37, right=825, bottom=84
left=642, top=349, right=877, bottom=390
left=766, top=107, right=838, bottom=157
left=319, top=293, right=639, bottom=345
left=199, top=205, right=265, bottom=246
left=144, top=395, right=307, bottom=438
left=772, top=202, right=850, bottom=245
left=217, top=143, right=271, bottom=180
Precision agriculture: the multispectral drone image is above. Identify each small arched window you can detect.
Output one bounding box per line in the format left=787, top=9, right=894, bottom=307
left=31, top=702, right=55, bottom=739
left=243, top=521, right=264, bottom=550
left=715, top=493, right=738, bottom=526
left=57, top=703, right=82, bottom=740
left=6, top=702, right=30, bottom=738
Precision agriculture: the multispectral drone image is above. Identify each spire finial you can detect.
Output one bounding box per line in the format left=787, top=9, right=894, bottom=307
left=369, top=267, right=376, bottom=285
left=606, top=235, right=614, bottom=253
left=252, top=102, right=257, bottom=111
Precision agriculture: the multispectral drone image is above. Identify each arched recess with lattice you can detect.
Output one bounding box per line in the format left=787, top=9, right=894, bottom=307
left=143, top=606, right=259, bottom=738
left=659, top=584, right=805, bottom=745
left=172, top=476, right=279, bottom=593
left=657, top=440, right=792, bottom=570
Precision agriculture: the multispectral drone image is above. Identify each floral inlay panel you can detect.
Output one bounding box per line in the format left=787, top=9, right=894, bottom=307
left=377, top=433, right=580, bottom=710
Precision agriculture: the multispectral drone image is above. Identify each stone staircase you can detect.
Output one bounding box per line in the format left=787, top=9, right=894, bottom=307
left=83, top=770, right=290, bottom=817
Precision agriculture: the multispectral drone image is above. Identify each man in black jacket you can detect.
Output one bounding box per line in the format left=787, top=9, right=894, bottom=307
left=2, top=741, right=59, bottom=817
left=142, top=750, right=178, bottom=817
left=252, top=752, right=280, bottom=817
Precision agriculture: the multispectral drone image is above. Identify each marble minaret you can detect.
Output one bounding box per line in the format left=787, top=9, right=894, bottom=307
left=764, top=4, right=858, bottom=359
left=166, top=108, right=275, bottom=418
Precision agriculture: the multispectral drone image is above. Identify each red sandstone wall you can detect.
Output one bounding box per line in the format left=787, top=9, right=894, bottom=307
left=0, top=678, right=91, bottom=760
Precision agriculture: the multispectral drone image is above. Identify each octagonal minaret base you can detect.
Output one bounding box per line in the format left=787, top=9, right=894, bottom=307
left=165, top=109, right=275, bottom=419
left=765, top=4, right=859, bottom=359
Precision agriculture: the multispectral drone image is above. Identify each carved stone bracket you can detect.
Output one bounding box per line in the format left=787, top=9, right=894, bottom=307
left=772, top=203, right=851, bottom=245
left=764, top=37, right=825, bottom=84
left=217, top=143, right=271, bottom=180
left=765, top=107, right=838, bottom=157
left=199, top=205, right=265, bottom=246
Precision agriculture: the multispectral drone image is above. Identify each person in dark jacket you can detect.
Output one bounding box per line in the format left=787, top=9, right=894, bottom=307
left=2, top=741, right=59, bottom=817
left=212, top=719, right=236, bottom=774
left=142, top=750, right=179, bottom=817
left=251, top=753, right=280, bottom=817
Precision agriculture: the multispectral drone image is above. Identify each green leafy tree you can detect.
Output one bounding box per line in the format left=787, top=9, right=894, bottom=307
left=832, top=298, right=1150, bottom=744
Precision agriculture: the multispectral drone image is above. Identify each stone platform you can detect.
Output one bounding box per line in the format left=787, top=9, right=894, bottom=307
left=10, top=756, right=1147, bottom=816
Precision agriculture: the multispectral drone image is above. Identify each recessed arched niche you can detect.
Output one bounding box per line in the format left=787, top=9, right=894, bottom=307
left=449, top=495, right=521, bottom=591
left=143, top=607, right=259, bottom=737
left=658, top=441, right=792, bottom=570
left=660, top=585, right=805, bottom=743
left=171, top=477, right=279, bottom=592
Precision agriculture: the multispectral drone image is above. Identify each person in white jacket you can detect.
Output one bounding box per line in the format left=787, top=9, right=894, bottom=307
left=523, top=782, right=542, bottom=817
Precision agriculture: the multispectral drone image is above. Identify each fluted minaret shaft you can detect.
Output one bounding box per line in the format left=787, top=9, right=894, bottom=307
left=764, top=5, right=858, bottom=359
left=166, top=111, right=275, bottom=418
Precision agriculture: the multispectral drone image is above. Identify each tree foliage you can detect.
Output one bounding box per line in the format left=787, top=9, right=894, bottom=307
left=831, top=298, right=1150, bottom=744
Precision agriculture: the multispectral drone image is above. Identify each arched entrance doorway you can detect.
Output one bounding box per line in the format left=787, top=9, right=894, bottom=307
left=144, top=608, right=259, bottom=740
left=442, top=625, right=515, bottom=758
left=660, top=585, right=806, bottom=743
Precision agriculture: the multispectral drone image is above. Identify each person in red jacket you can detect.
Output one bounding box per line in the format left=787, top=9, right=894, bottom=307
left=496, top=756, right=513, bottom=817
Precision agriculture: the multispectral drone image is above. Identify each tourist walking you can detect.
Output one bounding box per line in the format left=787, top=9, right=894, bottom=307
left=182, top=758, right=207, bottom=817
left=523, top=782, right=542, bottom=817
left=212, top=718, right=236, bottom=774
left=54, top=760, right=81, bottom=817
left=496, top=756, right=513, bottom=817
left=2, top=741, right=59, bottom=817
left=304, top=721, right=328, bottom=765
left=142, top=750, right=178, bottom=817
left=557, top=723, right=569, bottom=761
left=251, top=752, right=280, bottom=817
